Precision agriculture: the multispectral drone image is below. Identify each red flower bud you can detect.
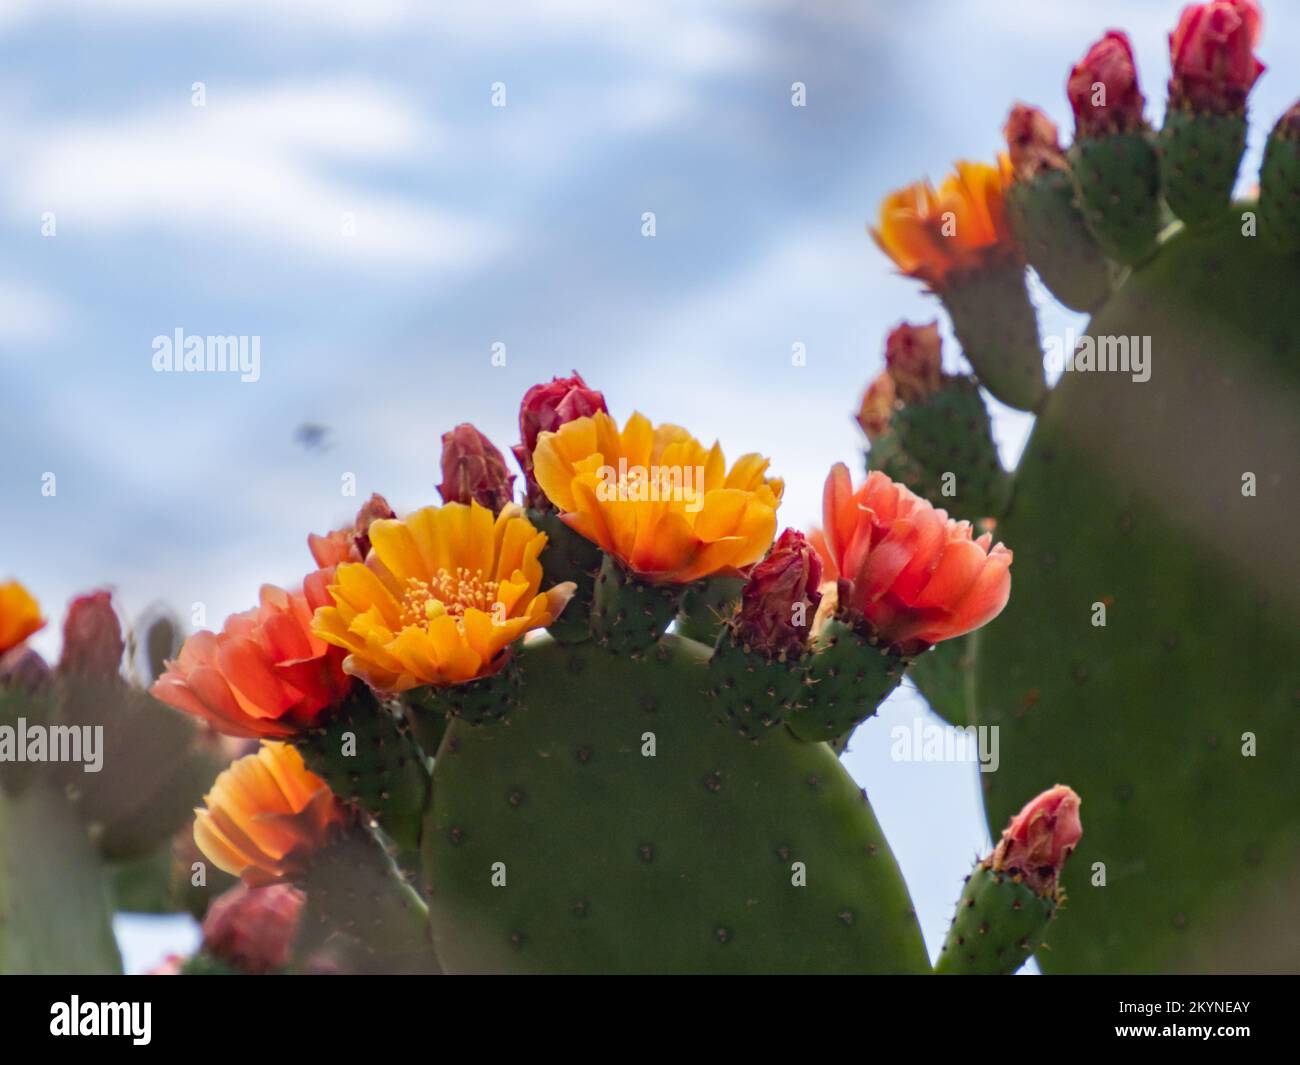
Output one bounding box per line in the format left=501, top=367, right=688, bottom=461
left=990, top=784, right=1083, bottom=897
left=885, top=321, right=944, bottom=404
left=58, top=591, right=125, bottom=681
left=200, top=882, right=305, bottom=974
left=855, top=371, right=897, bottom=441
left=437, top=423, right=515, bottom=513
left=512, top=372, right=608, bottom=508
left=733, top=529, right=822, bottom=658
left=1068, top=31, right=1146, bottom=137
left=0, top=645, right=52, bottom=693
left=1168, top=1, right=1265, bottom=114
left=1004, top=104, right=1069, bottom=183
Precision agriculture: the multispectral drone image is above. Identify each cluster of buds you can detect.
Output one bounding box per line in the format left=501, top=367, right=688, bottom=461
left=855, top=321, right=945, bottom=441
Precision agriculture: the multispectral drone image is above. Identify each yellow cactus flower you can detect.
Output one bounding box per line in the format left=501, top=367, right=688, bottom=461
left=532, top=410, right=783, bottom=583
left=312, top=501, right=573, bottom=691
left=0, top=580, right=46, bottom=654
left=193, top=742, right=345, bottom=884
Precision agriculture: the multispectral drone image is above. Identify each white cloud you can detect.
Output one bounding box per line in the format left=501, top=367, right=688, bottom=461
left=0, top=278, right=68, bottom=343
left=6, top=81, right=505, bottom=268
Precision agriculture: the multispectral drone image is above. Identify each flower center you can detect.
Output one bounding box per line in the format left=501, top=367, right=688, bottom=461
left=401, top=568, right=498, bottom=630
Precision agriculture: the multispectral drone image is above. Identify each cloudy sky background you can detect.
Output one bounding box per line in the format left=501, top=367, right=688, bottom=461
left=4, top=0, right=1297, bottom=972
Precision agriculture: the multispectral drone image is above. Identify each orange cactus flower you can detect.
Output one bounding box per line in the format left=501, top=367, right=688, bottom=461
left=311, top=501, right=574, bottom=691
left=871, top=158, right=1018, bottom=288
left=151, top=570, right=351, bottom=738
left=532, top=410, right=783, bottom=583
left=193, top=741, right=345, bottom=884
left=855, top=371, right=897, bottom=441
left=0, top=580, right=45, bottom=654
left=812, top=463, right=1012, bottom=654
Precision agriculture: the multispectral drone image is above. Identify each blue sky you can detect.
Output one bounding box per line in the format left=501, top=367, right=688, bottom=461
left=4, top=1, right=1298, bottom=972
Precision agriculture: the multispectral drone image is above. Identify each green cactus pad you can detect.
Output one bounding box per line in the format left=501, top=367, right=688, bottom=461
left=1259, top=110, right=1300, bottom=254
left=1006, top=169, right=1114, bottom=312
left=295, top=685, right=430, bottom=857
left=933, top=864, right=1054, bottom=975
left=975, top=206, right=1300, bottom=972
left=589, top=554, right=683, bottom=656
left=405, top=656, right=523, bottom=728
left=706, top=627, right=806, bottom=740
left=529, top=507, right=601, bottom=643
left=1069, top=131, right=1163, bottom=266
left=57, top=681, right=220, bottom=862
left=0, top=779, right=121, bottom=974
left=907, top=635, right=975, bottom=729
left=1159, top=108, right=1247, bottom=227
left=675, top=576, right=744, bottom=645
left=423, top=633, right=928, bottom=973
left=787, top=619, right=909, bottom=746
left=938, top=262, right=1047, bottom=411
left=889, top=375, right=1011, bottom=521
left=300, top=823, right=440, bottom=973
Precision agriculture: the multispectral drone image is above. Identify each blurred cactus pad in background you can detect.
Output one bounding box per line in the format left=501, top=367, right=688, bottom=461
left=1, top=1, right=1297, bottom=975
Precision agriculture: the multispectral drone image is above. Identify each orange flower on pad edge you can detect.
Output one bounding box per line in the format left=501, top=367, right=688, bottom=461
left=194, top=742, right=345, bottom=885
left=532, top=410, right=783, bottom=583
left=312, top=501, right=573, bottom=692
left=152, top=570, right=351, bottom=738
left=0, top=580, right=45, bottom=654
left=812, top=464, right=1012, bottom=654
left=871, top=158, right=1018, bottom=289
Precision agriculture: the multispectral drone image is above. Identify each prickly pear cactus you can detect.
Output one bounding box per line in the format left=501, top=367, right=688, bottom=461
left=865, top=6, right=1300, bottom=973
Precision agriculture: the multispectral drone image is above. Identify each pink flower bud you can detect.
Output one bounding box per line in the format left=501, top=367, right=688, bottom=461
left=309, top=493, right=396, bottom=567
left=437, top=423, right=516, bottom=513
left=1068, top=31, right=1147, bottom=137
left=1168, top=1, right=1266, bottom=113
left=885, top=321, right=944, bottom=404
left=990, top=784, right=1083, bottom=897
left=512, top=372, right=608, bottom=508
left=733, top=529, right=823, bottom=657
left=201, top=882, right=305, bottom=974
left=1004, top=104, right=1069, bottom=183
left=0, top=645, right=52, bottom=693
left=58, top=590, right=124, bottom=681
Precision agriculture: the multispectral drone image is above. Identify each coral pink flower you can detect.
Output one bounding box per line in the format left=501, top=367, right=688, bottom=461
left=813, top=464, right=1012, bottom=654
left=151, top=570, right=351, bottom=738
left=1068, top=31, right=1146, bottom=137
left=990, top=784, right=1083, bottom=897
left=513, top=372, right=608, bottom=508
left=308, top=493, right=395, bottom=568
left=884, top=321, right=944, bottom=404
left=733, top=529, right=823, bottom=658
left=58, top=590, right=125, bottom=681
left=201, top=882, right=306, bottom=974
left=1169, top=1, right=1265, bottom=113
